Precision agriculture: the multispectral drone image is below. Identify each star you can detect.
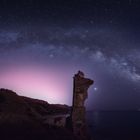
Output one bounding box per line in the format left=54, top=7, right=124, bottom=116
left=94, top=87, right=98, bottom=91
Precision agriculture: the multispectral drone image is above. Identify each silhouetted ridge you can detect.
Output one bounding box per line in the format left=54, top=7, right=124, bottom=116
left=0, top=88, right=77, bottom=140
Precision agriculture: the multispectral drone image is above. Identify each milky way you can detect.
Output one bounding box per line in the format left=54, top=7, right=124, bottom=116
left=0, top=0, right=140, bottom=110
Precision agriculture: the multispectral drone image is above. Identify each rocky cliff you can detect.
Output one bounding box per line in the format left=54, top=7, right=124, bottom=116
left=0, top=88, right=78, bottom=140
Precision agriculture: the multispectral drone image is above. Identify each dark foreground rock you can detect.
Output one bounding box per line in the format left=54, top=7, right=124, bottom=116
left=0, top=88, right=78, bottom=140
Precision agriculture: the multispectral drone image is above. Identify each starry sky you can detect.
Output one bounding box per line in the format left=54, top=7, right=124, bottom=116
left=0, top=0, right=140, bottom=110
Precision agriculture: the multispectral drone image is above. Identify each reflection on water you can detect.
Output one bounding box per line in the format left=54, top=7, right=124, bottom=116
left=86, top=111, right=140, bottom=140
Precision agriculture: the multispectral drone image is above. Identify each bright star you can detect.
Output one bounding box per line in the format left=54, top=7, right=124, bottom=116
left=94, top=87, right=98, bottom=91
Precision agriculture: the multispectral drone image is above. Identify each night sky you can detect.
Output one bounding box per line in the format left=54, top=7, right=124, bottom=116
left=0, top=0, right=140, bottom=110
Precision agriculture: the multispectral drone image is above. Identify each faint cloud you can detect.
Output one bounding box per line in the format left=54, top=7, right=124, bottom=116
left=0, top=31, right=19, bottom=43
left=89, top=51, right=106, bottom=62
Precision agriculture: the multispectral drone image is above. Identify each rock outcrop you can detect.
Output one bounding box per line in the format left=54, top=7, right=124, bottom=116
left=0, top=88, right=77, bottom=140
left=0, top=71, right=93, bottom=140
left=71, top=71, right=93, bottom=140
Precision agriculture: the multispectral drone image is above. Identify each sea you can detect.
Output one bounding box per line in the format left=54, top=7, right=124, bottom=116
left=86, top=111, right=140, bottom=140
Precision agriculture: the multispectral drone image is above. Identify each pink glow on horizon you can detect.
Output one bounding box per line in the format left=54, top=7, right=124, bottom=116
left=0, top=66, right=74, bottom=105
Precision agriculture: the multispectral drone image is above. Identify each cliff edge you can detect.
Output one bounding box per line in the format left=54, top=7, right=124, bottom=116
left=0, top=88, right=78, bottom=140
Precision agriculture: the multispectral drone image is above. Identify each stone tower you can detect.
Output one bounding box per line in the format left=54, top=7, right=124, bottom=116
left=71, top=71, right=93, bottom=140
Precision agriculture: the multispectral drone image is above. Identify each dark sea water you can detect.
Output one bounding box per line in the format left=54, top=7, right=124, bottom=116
left=86, top=111, right=140, bottom=140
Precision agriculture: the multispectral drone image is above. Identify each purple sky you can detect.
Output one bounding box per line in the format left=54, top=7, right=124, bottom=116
left=0, top=0, right=140, bottom=110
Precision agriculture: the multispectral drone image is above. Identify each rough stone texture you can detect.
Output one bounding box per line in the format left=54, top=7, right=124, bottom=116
left=71, top=71, right=93, bottom=140
left=0, top=89, right=77, bottom=140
